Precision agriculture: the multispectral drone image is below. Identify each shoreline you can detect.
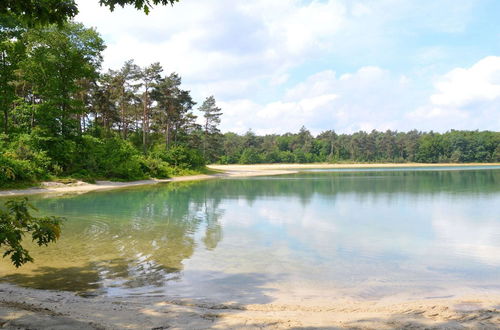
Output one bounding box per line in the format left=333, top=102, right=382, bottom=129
left=0, top=169, right=296, bottom=197
left=0, top=162, right=499, bottom=197
left=1, top=283, right=499, bottom=329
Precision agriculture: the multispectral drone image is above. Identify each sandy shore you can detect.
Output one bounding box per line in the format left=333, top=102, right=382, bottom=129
left=0, top=168, right=295, bottom=197
left=1, top=163, right=498, bottom=197
left=1, top=283, right=499, bottom=329
left=209, top=162, right=500, bottom=171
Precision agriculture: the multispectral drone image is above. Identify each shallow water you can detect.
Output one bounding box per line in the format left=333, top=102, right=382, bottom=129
left=1, top=166, right=500, bottom=303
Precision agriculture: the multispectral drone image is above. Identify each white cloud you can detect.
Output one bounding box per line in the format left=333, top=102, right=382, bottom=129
left=408, top=56, right=500, bottom=131
left=431, top=56, right=500, bottom=107
left=220, top=66, right=414, bottom=134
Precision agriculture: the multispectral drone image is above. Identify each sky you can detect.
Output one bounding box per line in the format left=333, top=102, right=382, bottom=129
left=76, top=0, right=500, bottom=135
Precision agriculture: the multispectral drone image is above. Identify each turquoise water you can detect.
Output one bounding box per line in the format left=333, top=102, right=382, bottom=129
left=1, top=166, right=499, bottom=303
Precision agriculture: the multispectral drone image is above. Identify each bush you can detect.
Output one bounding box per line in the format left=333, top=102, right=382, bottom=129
left=26, top=130, right=77, bottom=172
left=278, top=151, right=295, bottom=163
left=101, top=139, right=145, bottom=179
left=239, top=148, right=261, bottom=164
left=141, top=157, right=172, bottom=178
left=152, top=145, right=205, bottom=169
left=75, top=135, right=148, bottom=180
left=6, top=134, right=51, bottom=173
left=0, top=154, right=40, bottom=186
left=0, top=134, right=51, bottom=186
left=264, top=150, right=281, bottom=163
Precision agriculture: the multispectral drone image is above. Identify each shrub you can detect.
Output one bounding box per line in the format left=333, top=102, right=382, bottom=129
left=75, top=135, right=148, bottom=180
left=0, top=154, right=39, bottom=186
left=6, top=134, right=51, bottom=173
left=141, top=157, right=172, bottom=179
left=26, top=130, right=77, bottom=172
left=0, top=134, right=51, bottom=186
left=152, top=145, right=205, bottom=169
left=239, top=148, right=261, bottom=164
left=278, top=151, right=295, bottom=163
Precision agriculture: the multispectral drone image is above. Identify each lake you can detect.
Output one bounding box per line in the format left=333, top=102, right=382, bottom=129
left=1, top=166, right=499, bottom=305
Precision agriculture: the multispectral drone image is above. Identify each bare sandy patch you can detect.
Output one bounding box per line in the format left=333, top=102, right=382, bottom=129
left=0, top=169, right=295, bottom=197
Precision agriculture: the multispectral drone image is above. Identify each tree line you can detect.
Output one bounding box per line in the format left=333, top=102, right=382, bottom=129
left=216, top=127, right=500, bottom=164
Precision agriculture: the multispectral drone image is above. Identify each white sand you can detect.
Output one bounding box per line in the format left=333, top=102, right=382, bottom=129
left=209, top=162, right=500, bottom=171
left=0, top=168, right=295, bottom=197
left=1, top=283, right=499, bottom=329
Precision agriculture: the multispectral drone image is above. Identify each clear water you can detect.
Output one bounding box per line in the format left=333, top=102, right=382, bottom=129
left=1, top=166, right=499, bottom=303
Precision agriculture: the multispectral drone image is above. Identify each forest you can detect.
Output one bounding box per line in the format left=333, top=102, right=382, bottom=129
left=0, top=17, right=222, bottom=187
left=218, top=128, right=500, bottom=165
left=1, top=16, right=499, bottom=188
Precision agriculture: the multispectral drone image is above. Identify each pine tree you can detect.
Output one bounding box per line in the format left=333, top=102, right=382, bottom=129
left=199, top=96, right=222, bottom=161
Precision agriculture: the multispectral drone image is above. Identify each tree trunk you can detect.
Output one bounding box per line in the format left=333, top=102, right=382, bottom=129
left=3, top=108, right=7, bottom=134
left=142, top=86, right=148, bottom=153
left=120, top=86, right=126, bottom=139
left=165, top=122, right=170, bottom=150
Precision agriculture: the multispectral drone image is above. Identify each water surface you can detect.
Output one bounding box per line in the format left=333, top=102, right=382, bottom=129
left=1, top=166, right=499, bottom=303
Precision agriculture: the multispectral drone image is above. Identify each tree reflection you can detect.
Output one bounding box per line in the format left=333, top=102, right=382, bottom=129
left=0, top=182, right=225, bottom=294
left=203, top=168, right=499, bottom=204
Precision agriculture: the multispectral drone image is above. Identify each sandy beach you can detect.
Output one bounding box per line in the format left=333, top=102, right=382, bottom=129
left=1, top=163, right=500, bottom=329
left=0, top=167, right=296, bottom=197
left=1, top=163, right=498, bottom=197
left=1, top=283, right=499, bottom=329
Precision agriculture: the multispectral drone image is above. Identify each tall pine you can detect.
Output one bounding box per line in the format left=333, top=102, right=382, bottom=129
left=199, top=96, right=222, bottom=162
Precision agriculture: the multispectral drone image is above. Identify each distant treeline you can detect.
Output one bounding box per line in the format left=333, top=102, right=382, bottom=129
left=215, top=128, right=500, bottom=164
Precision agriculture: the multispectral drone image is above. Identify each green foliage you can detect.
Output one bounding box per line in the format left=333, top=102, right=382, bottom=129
left=0, top=1, right=78, bottom=26
left=0, top=198, right=64, bottom=267
left=279, top=151, right=295, bottom=163
left=239, top=148, right=262, bottom=164
left=18, top=22, right=105, bottom=138
left=218, top=129, right=500, bottom=165
left=141, top=157, right=172, bottom=178
left=199, top=96, right=223, bottom=162
left=0, top=18, right=219, bottom=186
left=0, top=135, right=50, bottom=186
left=1, top=0, right=180, bottom=26
left=99, top=0, right=180, bottom=14
left=152, top=145, right=205, bottom=169
left=76, top=136, right=147, bottom=180
left=416, top=133, right=443, bottom=163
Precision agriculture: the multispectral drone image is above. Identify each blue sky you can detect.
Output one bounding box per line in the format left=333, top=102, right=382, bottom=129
left=76, top=0, right=500, bottom=134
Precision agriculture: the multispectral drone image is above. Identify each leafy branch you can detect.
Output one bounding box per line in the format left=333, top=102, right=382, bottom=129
left=0, top=198, right=64, bottom=267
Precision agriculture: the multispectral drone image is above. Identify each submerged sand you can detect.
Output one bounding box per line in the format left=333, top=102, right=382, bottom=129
left=1, top=163, right=500, bottom=328
left=1, top=162, right=498, bottom=197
